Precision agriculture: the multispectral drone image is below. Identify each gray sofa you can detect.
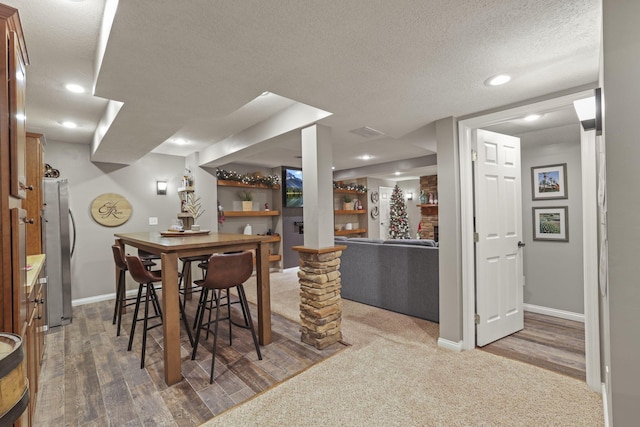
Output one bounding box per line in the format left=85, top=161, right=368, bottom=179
left=335, top=237, right=439, bottom=322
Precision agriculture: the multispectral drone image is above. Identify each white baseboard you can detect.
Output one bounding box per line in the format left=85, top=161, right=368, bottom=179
left=72, top=289, right=140, bottom=307
left=602, top=382, right=610, bottom=427
left=437, top=337, right=463, bottom=352
left=523, top=303, right=584, bottom=323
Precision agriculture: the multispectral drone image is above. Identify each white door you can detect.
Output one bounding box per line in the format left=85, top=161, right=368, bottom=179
left=475, top=130, right=524, bottom=346
left=379, top=186, right=393, bottom=239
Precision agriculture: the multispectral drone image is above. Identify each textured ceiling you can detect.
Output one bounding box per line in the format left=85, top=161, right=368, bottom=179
left=5, top=0, right=600, bottom=178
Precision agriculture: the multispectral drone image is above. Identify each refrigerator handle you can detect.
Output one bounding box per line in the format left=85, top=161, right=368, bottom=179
left=69, top=208, right=77, bottom=258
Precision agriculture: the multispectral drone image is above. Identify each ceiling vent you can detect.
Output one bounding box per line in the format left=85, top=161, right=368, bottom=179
left=349, top=126, right=385, bottom=138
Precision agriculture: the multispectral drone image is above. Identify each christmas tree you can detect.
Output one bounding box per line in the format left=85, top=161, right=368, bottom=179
left=388, top=185, right=411, bottom=239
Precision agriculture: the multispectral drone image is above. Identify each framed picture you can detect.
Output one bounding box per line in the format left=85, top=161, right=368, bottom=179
left=531, top=163, right=567, bottom=200
left=532, top=206, right=569, bottom=242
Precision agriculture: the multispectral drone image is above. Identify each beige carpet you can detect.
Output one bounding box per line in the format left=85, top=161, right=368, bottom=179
left=206, top=269, right=603, bottom=426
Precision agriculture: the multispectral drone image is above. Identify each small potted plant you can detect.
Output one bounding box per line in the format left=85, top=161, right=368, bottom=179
left=239, top=191, right=254, bottom=211
left=343, top=194, right=353, bottom=210
left=185, top=192, right=205, bottom=230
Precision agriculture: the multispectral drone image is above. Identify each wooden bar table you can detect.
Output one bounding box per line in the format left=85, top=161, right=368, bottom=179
left=114, top=231, right=272, bottom=386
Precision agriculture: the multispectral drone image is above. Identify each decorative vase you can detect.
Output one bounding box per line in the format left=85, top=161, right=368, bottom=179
left=242, top=201, right=252, bottom=211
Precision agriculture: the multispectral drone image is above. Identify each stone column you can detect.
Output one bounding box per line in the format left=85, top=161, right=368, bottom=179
left=293, top=245, right=346, bottom=349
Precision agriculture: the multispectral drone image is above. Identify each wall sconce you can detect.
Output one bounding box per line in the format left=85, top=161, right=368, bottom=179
left=407, top=192, right=413, bottom=201
left=156, top=180, right=168, bottom=195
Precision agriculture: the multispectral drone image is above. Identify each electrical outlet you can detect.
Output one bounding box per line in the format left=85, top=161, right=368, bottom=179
left=149, top=217, right=158, bottom=225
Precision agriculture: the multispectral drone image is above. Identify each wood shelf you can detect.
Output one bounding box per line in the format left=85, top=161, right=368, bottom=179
left=333, top=189, right=366, bottom=194
left=177, top=212, right=193, bottom=218
left=177, top=186, right=195, bottom=192
left=259, top=235, right=281, bottom=243
left=224, top=210, right=280, bottom=217
left=335, top=209, right=366, bottom=215
left=335, top=228, right=367, bottom=236
left=217, top=179, right=280, bottom=190
left=417, top=204, right=439, bottom=215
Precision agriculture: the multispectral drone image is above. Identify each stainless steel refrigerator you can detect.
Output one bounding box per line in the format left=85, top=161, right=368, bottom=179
left=43, top=178, right=76, bottom=327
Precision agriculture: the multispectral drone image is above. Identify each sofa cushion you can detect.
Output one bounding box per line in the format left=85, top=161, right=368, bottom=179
left=383, top=239, right=436, bottom=247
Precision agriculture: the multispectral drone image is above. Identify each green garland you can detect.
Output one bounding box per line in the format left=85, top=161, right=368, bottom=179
left=333, top=181, right=368, bottom=193
left=216, top=168, right=281, bottom=188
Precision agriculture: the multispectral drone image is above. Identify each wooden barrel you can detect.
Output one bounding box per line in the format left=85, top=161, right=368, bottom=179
left=0, top=333, right=29, bottom=426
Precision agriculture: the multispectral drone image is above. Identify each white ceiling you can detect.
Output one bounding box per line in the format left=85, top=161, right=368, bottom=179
left=6, top=0, right=601, bottom=181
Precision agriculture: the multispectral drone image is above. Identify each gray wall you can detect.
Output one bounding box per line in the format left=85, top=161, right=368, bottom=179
left=603, top=0, right=640, bottom=423
left=365, top=177, right=396, bottom=239
left=435, top=117, right=462, bottom=343
left=45, top=141, right=188, bottom=300
left=520, top=126, right=584, bottom=314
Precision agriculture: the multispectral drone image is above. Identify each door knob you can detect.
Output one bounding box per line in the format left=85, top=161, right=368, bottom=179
left=518, top=241, right=526, bottom=248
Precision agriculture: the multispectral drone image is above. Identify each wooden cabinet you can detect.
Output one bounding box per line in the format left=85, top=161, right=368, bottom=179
left=24, top=133, right=45, bottom=255
left=217, top=179, right=282, bottom=266
left=0, top=6, right=43, bottom=426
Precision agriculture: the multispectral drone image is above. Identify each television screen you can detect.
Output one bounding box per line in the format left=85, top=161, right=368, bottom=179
left=283, top=167, right=303, bottom=207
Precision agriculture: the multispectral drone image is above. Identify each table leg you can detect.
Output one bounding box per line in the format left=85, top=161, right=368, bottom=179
left=256, top=242, right=272, bottom=345
left=161, top=252, right=182, bottom=385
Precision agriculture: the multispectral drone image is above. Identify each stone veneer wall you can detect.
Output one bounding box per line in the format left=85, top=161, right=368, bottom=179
left=297, top=249, right=344, bottom=349
left=419, top=175, right=439, bottom=240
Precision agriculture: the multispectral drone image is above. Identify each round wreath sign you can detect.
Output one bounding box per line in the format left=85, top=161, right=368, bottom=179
left=90, top=193, right=132, bottom=227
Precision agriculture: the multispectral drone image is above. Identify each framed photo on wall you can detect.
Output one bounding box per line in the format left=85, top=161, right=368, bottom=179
left=531, top=163, right=567, bottom=200
left=532, top=206, right=569, bottom=242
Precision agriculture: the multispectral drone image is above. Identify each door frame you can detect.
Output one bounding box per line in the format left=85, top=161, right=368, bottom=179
left=458, top=89, right=601, bottom=391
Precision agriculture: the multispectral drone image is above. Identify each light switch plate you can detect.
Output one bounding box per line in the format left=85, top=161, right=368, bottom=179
left=149, top=217, right=158, bottom=225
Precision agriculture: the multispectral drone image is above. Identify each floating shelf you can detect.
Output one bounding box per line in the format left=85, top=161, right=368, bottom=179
left=335, top=228, right=367, bottom=236
left=177, top=212, right=193, bottom=218
left=335, top=210, right=366, bottom=215
left=224, top=210, right=280, bottom=217
left=177, top=186, right=195, bottom=192
left=333, top=189, right=366, bottom=194
left=260, top=235, right=281, bottom=243
left=217, top=179, right=280, bottom=190
left=417, top=204, right=438, bottom=215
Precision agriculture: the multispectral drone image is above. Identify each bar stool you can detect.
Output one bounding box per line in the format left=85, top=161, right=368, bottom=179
left=179, top=255, right=210, bottom=311
left=191, top=251, right=262, bottom=383
left=111, top=245, right=157, bottom=337
left=125, top=255, right=164, bottom=368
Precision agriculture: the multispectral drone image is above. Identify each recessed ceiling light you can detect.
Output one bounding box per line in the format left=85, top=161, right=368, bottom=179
left=173, top=138, right=188, bottom=145
left=524, top=114, right=542, bottom=122
left=394, top=171, right=401, bottom=176
left=360, top=154, right=372, bottom=160
left=261, top=91, right=270, bottom=96
left=331, top=166, right=335, bottom=170
left=485, top=74, right=511, bottom=86
left=65, top=83, right=85, bottom=93
left=61, top=121, right=77, bottom=128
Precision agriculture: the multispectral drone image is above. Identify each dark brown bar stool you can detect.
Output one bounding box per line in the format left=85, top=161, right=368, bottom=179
left=125, top=255, right=164, bottom=369
left=179, top=255, right=210, bottom=311
left=191, top=251, right=262, bottom=383
left=111, top=245, right=157, bottom=337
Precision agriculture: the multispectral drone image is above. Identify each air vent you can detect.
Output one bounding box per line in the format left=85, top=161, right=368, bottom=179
left=349, top=126, right=385, bottom=138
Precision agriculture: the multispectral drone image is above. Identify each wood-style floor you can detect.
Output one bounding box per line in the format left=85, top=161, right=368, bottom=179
left=480, top=311, right=586, bottom=381
left=32, top=294, right=345, bottom=426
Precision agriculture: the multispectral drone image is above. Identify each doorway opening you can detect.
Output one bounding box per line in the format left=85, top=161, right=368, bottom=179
left=458, top=89, right=601, bottom=391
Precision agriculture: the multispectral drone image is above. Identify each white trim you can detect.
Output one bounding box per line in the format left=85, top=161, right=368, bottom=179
left=581, top=128, right=602, bottom=392
left=72, top=289, right=139, bottom=307
left=437, top=338, right=463, bottom=352
left=602, top=382, right=610, bottom=427
left=523, top=303, right=584, bottom=323
left=457, top=90, right=599, bottom=387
